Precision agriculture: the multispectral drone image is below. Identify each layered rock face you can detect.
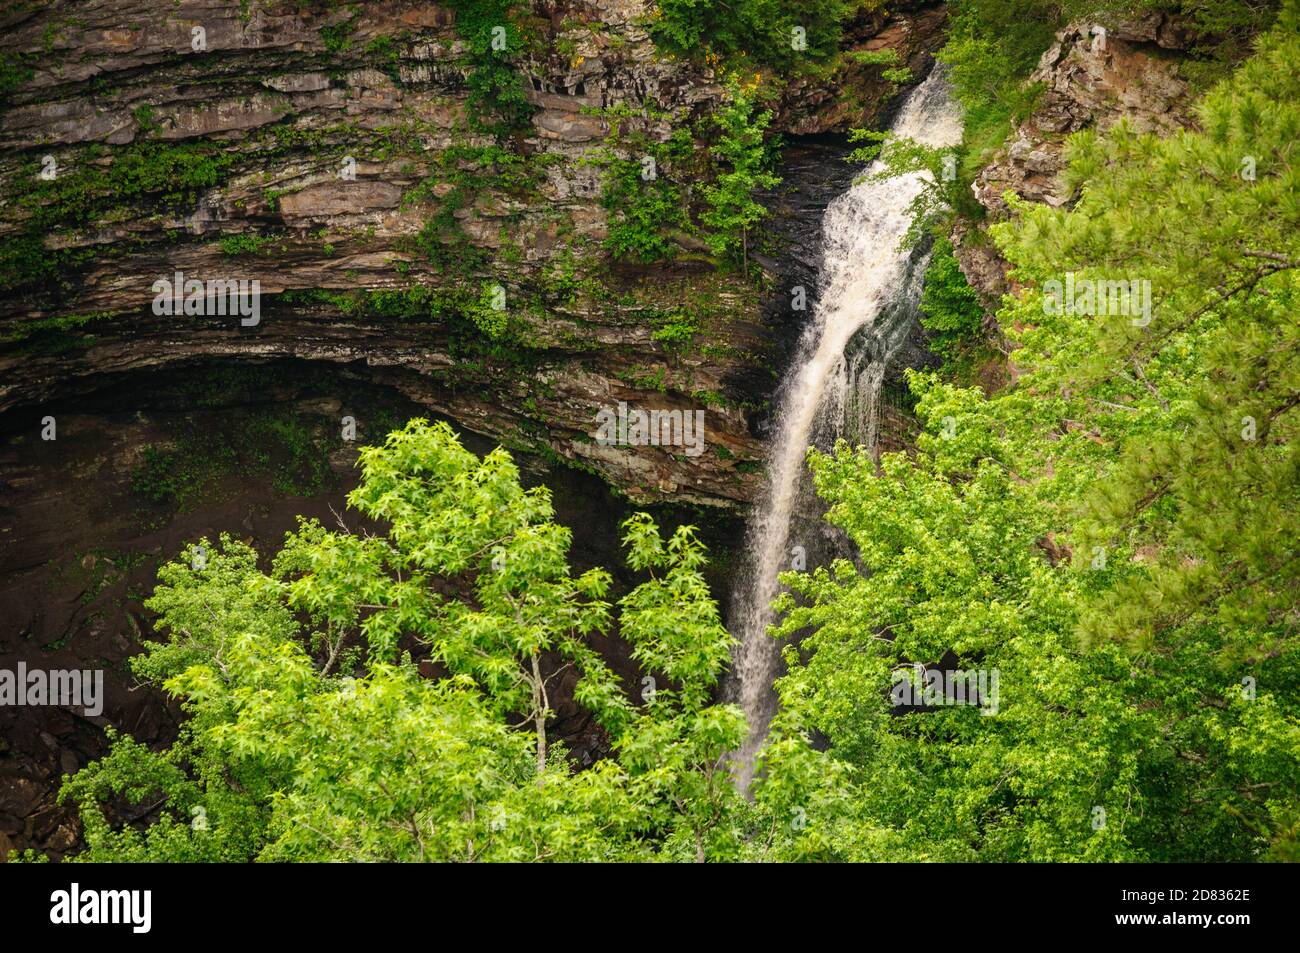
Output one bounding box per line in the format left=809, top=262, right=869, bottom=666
left=0, top=0, right=950, bottom=860
left=973, top=18, right=1192, bottom=217
left=957, top=15, right=1197, bottom=305
left=0, top=0, right=945, bottom=508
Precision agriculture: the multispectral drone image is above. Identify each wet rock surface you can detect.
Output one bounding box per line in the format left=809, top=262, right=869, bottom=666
left=0, top=0, right=944, bottom=510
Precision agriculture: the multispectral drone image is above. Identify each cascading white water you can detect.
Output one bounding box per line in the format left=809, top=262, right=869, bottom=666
left=729, top=67, right=963, bottom=787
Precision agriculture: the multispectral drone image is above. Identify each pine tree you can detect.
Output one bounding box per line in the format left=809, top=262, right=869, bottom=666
left=762, top=6, right=1300, bottom=861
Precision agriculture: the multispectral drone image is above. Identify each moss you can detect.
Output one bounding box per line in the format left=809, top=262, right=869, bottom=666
left=321, top=13, right=358, bottom=53
left=0, top=239, right=102, bottom=298
left=130, top=408, right=336, bottom=512
left=624, top=365, right=669, bottom=392
left=4, top=310, right=116, bottom=353
left=364, top=34, right=407, bottom=81
left=692, top=389, right=728, bottom=409
left=0, top=51, right=34, bottom=103
left=650, top=307, right=700, bottom=349
left=12, top=141, right=236, bottom=229
left=402, top=142, right=553, bottom=279
left=219, top=233, right=280, bottom=256
left=132, top=104, right=160, bottom=134
left=0, top=138, right=237, bottom=296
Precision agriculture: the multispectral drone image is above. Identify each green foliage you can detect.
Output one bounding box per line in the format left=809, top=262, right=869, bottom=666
left=320, top=13, right=357, bottom=53
left=937, top=0, right=1281, bottom=191
left=762, top=11, right=1300, bottom=862
left=587, top=87, right=784, bottom=269
left=848, top=48, right=910, bottom=85
left=15, top=141, right=235, bottom=228
left=845, top=127, right=961, bottom=247
left=939, top=0, right=1056, bottom=120
left=600, top=156, right=689, bottom=262
left=132, top=104, right=159, bottom=134
left=615, top=514, right=748, bottom=859
left=0, top=140, right=234, bottom=295
left=218, top=233, right=275, bottom=256
left=649, top=0, right=859, bottom=73
left=0, top=238, right=98, bottom=298
left=364, top=34, right=404, bottom=80
left=591, top=112, right=696, bottom=263
left=461, top=282, right=509, bottom=339
left=445, top=0, right=534, bottom=137
left=919, top=237, right=985, bottom=370
left=847, top=49, right=898, bottom=67
left=3, top=310, right=113, bottom=349
left=58, top=421, right=775, bottom=861
left=405, top=143, right=543, bottom=274
left=700, top=82, right=781, bottom=270
left=32, top=0, right=1300, bottom=868
left=0, top=50, right=34, bottom=102
left=129, top=411, right=333, bottom=511
left=650, top=307, right=700, bottom=349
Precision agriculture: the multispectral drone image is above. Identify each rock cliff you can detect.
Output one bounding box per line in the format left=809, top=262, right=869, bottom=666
left=956, top=14, right=1199, bottom=306
left=0, top=0, right=945, bottom=508
left=0, top=0, right=949, bottom=860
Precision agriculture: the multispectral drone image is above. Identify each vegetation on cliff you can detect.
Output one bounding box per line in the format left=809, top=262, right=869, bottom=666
left=767, top=0, right=1300, bottom=861
left=7, top=0, right=1298, bottom=864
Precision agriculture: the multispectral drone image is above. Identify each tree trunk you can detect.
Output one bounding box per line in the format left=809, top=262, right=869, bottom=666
left=531, top=651, right=547, bottom=776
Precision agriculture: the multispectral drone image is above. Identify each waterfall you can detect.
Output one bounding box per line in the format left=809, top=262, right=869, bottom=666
left=728, top=67, right=963, bottom=787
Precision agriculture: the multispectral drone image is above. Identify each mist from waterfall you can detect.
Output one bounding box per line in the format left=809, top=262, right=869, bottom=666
left=728, top=66, right=963, bottom=788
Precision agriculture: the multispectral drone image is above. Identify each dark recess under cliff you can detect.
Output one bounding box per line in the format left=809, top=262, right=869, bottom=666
left=0, top=357, right=749, bottom=859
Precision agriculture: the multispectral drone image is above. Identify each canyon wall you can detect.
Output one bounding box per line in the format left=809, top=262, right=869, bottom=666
left=0, top=0, right=947, bottom=859
left=1, top=0, right=945, bottom=508
left=954, top=13, right=1200, bottom=307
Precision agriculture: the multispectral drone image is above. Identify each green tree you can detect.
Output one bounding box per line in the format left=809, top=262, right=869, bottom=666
left=701, top=83, right=781, bottom=273
left=919, top=236, right=987, bottom=373
left=614, top=514, right=748, bottom=861
left=57, top=421, right=763, bottom=862
left=444, top=0, right=534, bottom=138
left=590, top=109, right=696, bottom=263
left=760, top=7, right=1300, bottom=862
left=649, top=0, right=857, bottom=73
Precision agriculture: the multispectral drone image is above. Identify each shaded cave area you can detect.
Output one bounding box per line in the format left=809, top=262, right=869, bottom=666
left=0, top=357, right=745, bottom=859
